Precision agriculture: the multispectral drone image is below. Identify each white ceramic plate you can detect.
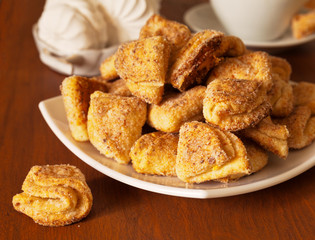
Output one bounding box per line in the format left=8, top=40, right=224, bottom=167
left=39, top=96, right=315, bottom=199
left=184, top=3, right=315, bottom=49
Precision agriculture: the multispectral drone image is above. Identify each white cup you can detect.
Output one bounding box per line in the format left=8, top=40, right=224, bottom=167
left=210, top=0, right=307, bottom=41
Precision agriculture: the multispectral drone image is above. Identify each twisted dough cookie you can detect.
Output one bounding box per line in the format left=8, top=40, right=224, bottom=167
left=203, top=79, right=271, bottom=131
left=12, top=165, right=93, bottom=227
left=167, top=29, right=223, bottom=91
left=176, top=121, right=251, bottom=183
left=275, top=106, right=315, bottom=149
left=241, top=117, right=289, bottom=159
left=207, top=51, right=273, bottom=92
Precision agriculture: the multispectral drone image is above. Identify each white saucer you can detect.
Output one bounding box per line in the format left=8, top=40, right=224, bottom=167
left=184, top=3, right=315, bottom=49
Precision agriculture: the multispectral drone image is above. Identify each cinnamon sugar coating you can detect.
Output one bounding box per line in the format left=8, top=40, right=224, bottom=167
left=176, top=122, right=251, bottom=183
left=167, top=30, right=223, bottom=91
left=12, top=165, right=93, bottom=227
left=130, top=132, right=178, bottom=176
left=203, top=79, right=271, bottom=131
left=115, top=36, right=170, bottom=104
left=87, top=91, right=147, bottom=164
left=60, top=76, right=107, bottom=141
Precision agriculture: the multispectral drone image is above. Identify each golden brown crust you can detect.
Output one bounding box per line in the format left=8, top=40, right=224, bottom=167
left=106, top=78, right=132, bottom=97
left=292, top=10, right=315, bottom=39
left=99, top=53, right=119, bottom=81
left=270, top=56, right=292, bottom=82
left=269, top=74, right=294, bottom=117
left=115, top=36, right=170, bottom=104
left=167, top=30, right=224, bottom=91
left=130, top=132, right=178, bottom=176
left=241, top=117, right=289, bottom=159
left=87, top=91, right=147, bottom=164
left=147, top=85, right=206, bottom=132
left=243, top=140, right=268, bottom=173
left=292, top=81, right=315, bottom=114
left=214, top=35, right=246, bottom=57
left=12, top=165, right=93, bottom=227
left=203, top=79, right=272, bottom=131
left=60, top=76, right=107, bottom=141
left=139, top=14, right=191, bottom=64
left=125, top=80, right=164, bottom=105
left=176, top=121, right=251, bottom=183
left=275, top=106, right=315, bottom=149
left=207, top=51, right=273, bottom=92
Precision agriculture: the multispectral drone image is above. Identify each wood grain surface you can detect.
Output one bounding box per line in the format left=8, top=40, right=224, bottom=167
left=1, top=0, right=314, bottom=239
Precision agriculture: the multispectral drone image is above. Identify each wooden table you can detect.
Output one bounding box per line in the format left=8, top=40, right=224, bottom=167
left=1, top=0, right=314, bottom=239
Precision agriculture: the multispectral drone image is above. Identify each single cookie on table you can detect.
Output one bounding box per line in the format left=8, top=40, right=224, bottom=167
left=275, top=106, right=315, bottom=149
left=176, top=121, right=251, bottom=183
left=130, top=132, right=179, bottom=176
left=60, top=75, right=107, bottom=141
left=241, top=116, right=289, bottom=159
left=291, top=10, right=315, bottom=39
left=203, top=78, right=271, bottom=131
left=12, top=164, right=93, bottom=227
left=292, top=81, right=315, bottom=114
left=115, top=36, right=170, bottom=104
left=87, top=91, right=147, bottom=164
left=167, top=29, right=224, bottom=92
left=207, top=51, right=273, bottom=92
left=139, top=14, right=191, bottom=64
left=99, top=53, right=119, bottom=81
left=147, top=85, right=206, bottom=133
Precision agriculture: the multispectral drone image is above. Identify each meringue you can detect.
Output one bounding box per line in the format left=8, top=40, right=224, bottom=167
left=37, top=0, right=108, bottom=53
left=97, top=0, right=160, bottom=45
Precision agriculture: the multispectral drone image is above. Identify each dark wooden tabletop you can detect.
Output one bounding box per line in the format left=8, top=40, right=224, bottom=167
left=1, top=0, right=314, bottom=239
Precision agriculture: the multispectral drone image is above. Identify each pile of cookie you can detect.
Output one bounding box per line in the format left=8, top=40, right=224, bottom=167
left=61, top=15, right=315, bottom=184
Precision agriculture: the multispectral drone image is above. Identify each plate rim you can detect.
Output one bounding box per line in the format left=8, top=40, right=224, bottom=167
left=184, top=2, right=315, bottom=48
left=38, top=96, right=315, bottom=199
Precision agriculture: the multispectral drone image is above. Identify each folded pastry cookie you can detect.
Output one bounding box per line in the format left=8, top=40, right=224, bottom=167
left=106, top=78, right=132, bottom=97
left=115, top=36, right=170, bottom=104
left=147, top=85, right=206, bottom=132
left=139, top=14, right=191, bottom=64
left=12, top=165, right=93, bottom=227
left=60, top=76, right=107, bottom=141
left=243, top=140, right=268, bottom=173
left=214, top=35, right=246, bottom=58
left=267, top=56, right=293, bottom=117
left=88, top=91, right=147, bottom=164
left=99, top=53, right=119, bottom=81
left=268, top=74, right=294, bottom=117
left=241, top=117, right=289, bottom=159
left=207, top=51, right=273, bottom=92
left=275, top=106, right=315, bottom=149
left=292, top=81, right=315, bottom=114
left=216, top=139, right=268, bottom=183
left=167, top=29, right=223, bottom=91
left=203, top=79, right=271, bottom=131
left=176, top=121, right=251, bottom=183
left=270, top=56, right=292, bottom=82
left=130, top=132, right=179, bottom=176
